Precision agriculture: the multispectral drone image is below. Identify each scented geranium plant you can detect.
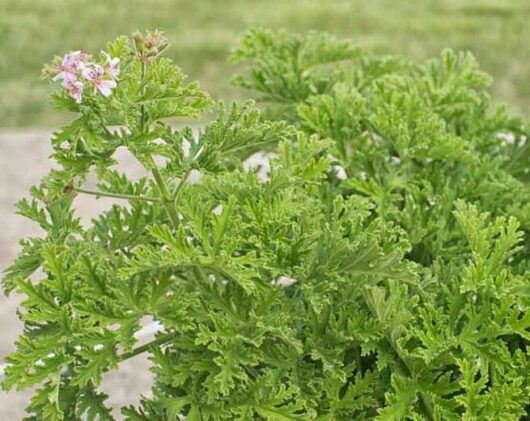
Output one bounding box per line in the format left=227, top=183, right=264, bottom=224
left=3, top=30, right=412, bottom=420
left=2, top=29, right=529, bottom=421
left=230, top=29, right=530, bottom=418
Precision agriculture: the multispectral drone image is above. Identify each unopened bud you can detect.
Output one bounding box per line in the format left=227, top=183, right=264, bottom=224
left=40, top=64, right=56, bottom=80
left=132, top=31, right=145, bottom=53
left=144, top=29, right=168, bottom=55
left=132, top=30, right=169, bottom=62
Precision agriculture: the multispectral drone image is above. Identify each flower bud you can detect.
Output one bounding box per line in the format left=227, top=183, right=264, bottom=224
left=132, top=30, right=169, bottom=62
left=132, top=31, right=145, bottom=52
left=144, top=30, right=168, bottom=53
left=40, top=56, right=63, bottom=80
left=40, top=64, right=57, bottom=80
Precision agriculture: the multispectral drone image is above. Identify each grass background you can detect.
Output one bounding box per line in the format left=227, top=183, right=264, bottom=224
left=1, top=0, right=529, bottom=127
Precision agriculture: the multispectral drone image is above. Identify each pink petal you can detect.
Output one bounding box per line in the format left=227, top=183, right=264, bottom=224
left=96, top=80, right=116, bottom=97
left=68, top=83, right=83, bottom=103
left=82, top=67, right=95, bottom=81
left=94, top=65, right=105, bottom=78
left=60, top=73, right=77, bottom=88
left=102, top=79, right=117, bottom=89
left=70, top=91, right=83, bottom=103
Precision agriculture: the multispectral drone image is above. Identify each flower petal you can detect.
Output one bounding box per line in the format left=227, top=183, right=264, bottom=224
left=96, top=80, right=116, bottom=97
left=82, top=67, right=95, bottom=81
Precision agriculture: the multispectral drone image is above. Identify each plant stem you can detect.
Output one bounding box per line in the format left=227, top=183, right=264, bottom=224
left=152, top=166, right=181, bottom=228
left=117, top=332, right=176, bottom=362
left=172, top=167, right=191, bottom=201
left=139, top=61, right=147, bottom=132
left=76, top=188, right=161, bottom=203
left=136, top=59, right=181, bottom=229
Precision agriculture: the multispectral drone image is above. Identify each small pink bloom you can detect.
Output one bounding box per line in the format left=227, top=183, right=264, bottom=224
left=64, top=79, right=84, bottom=104
left=53, top=51, right=88, bottom=82
left=83, top=64, right=117, bottom=97
left=102, top=51, right=120, bottom=79
left=52, top=71, right=74, bottom=83
left=59, top=72, right=76, bottom=88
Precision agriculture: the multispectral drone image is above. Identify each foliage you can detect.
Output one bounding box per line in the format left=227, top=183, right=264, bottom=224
left=234, top=28, right=529, bottom=418
left=2, top=29, right=530, bottom=420
left=232, top=28, right=530, bottom=267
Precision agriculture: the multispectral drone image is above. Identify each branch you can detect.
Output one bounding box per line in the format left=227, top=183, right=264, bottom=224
left=136, top=59, right=181, bottom=229
left=151, top=167, right=181, bottom=228
left=76, top=188, right=162, bottom=203
left=171, top=168, right=192, bottom=201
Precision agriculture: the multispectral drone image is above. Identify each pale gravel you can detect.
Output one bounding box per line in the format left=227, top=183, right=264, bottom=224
left=0, top=130, right=154, bottom=420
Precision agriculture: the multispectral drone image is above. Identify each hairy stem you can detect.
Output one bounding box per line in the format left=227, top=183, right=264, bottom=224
left=139, top=61, right=147, bottom=132
left=152, top=166, right=181, bottom=228
left=76, top=188, right=161, bottom=203
left=137, top=59, right=181, bottom=229
left=172, top=167, right=191, bottom=202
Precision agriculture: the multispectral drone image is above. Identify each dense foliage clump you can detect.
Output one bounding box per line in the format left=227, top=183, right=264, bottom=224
left=2, top=29, right=529, bottom=420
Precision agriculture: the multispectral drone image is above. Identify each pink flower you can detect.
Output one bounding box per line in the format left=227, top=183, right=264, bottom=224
left=59, top=71, right=76, bottom=88
left=53, top=51, right=88, bottom=83
left=64, top=79, right=84, bottom=104
left=83, top=64, right=117, bottom=97
left=101, top=51, right=120, bottom=79
left=46, top=49, right=119, bottom=101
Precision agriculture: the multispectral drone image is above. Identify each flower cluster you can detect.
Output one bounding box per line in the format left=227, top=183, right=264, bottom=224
left=43, top=50, right=120, bottom=103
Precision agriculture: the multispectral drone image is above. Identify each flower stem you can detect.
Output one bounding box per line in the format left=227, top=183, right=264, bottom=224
left=76, top=187, right=161, bottom=203
left=136, top=60, right=181, bottom=229
left=172, top=168, right=191, bottom=201
left=139, top=61, right=147, bottom=132
left=151, top=166, right=181, bottom=228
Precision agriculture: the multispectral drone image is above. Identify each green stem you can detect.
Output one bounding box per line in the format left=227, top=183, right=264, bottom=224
left=139, top=61, right=147, bottom=132
left=136, top=59, right=180, bottom=229
left=76, top=188, right=161, bottom=203
left=118, top=332, right=176, bottom=362
left=172, top=167, right=191, bottom=201
left=152, top=166, right=181, bottom=228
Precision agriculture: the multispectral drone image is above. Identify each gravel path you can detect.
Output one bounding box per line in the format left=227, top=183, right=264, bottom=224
left=0, top=130, right=153, bottom=420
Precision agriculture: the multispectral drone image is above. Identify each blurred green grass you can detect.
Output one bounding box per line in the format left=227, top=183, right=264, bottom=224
left=1, top=0, right=529, bottom=127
